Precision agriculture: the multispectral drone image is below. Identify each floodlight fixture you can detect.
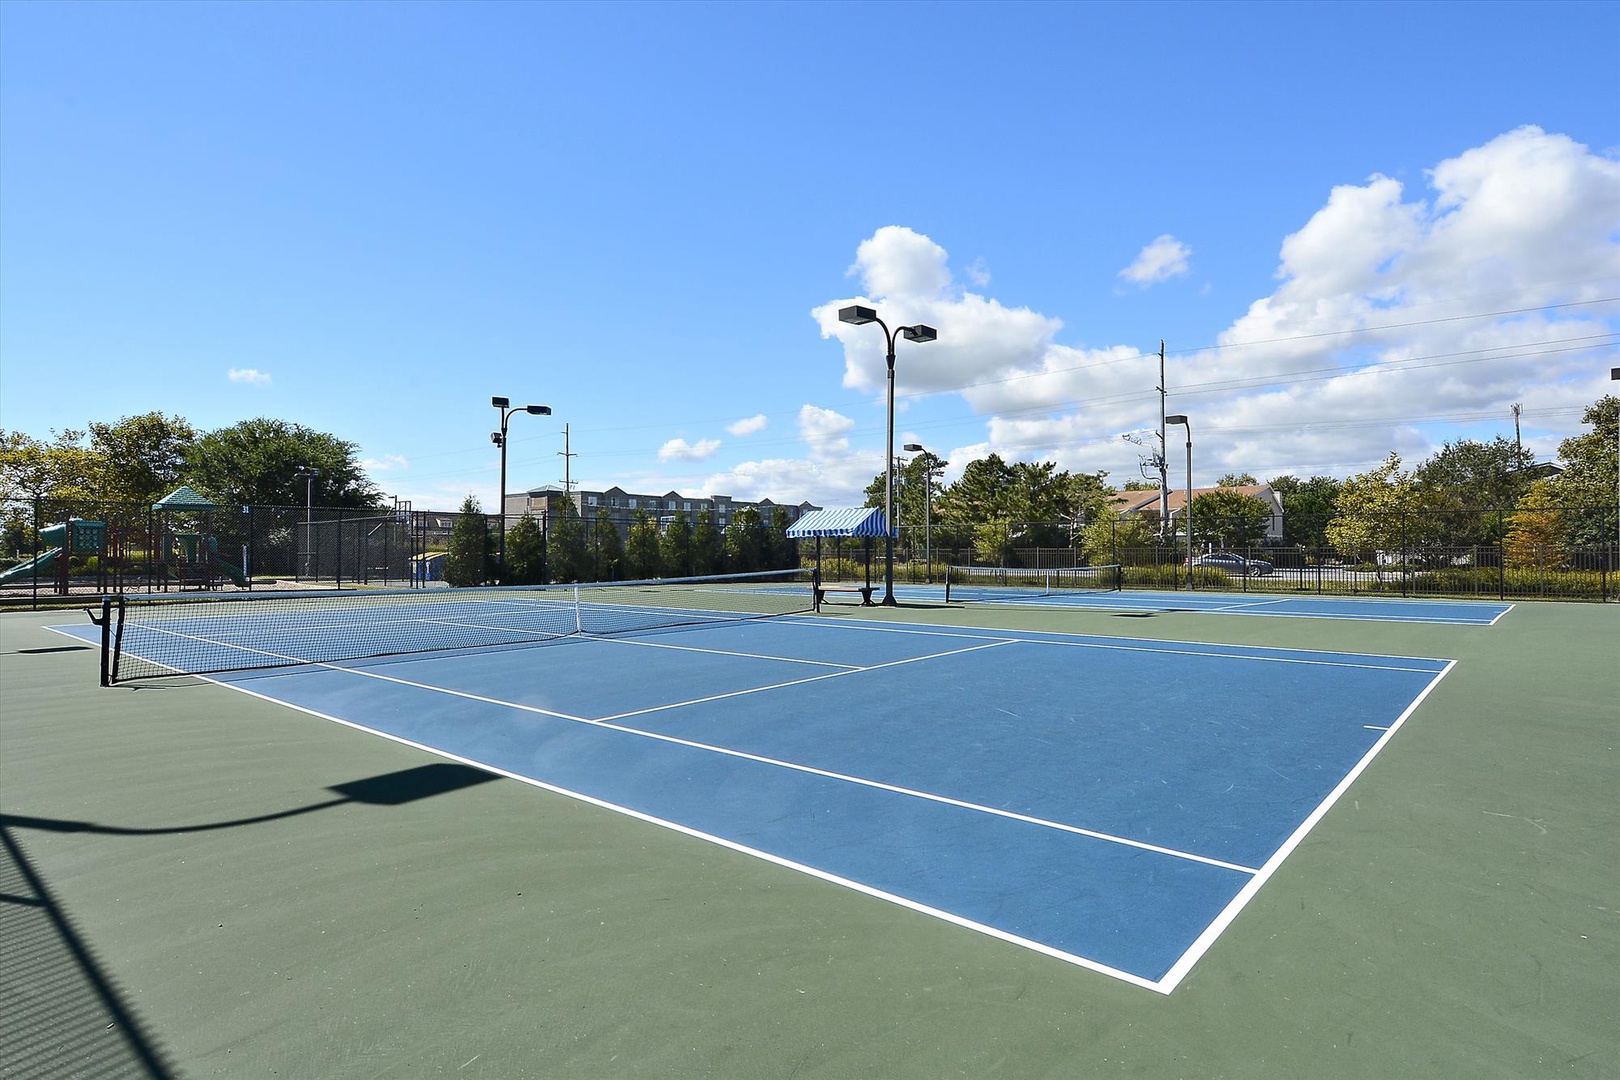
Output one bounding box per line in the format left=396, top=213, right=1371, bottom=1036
left=492, top=395, right=555, bottom=583
left=838, top=305, right=879, bottom=326
left=901, top=324, right=937, bottom=343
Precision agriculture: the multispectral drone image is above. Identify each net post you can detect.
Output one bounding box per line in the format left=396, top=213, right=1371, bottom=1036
left=111, top=596, right=126, bottom=684
left=91, top=596, right=112, bottom=687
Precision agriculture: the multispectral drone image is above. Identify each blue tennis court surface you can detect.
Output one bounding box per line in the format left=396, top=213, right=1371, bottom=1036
left=77, top=612, right=1456, bottom=993
left=895, top=584, right=1513, bottom=624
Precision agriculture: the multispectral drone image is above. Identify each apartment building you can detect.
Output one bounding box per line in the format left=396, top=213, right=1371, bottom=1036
left=506, top=485, right=820, bottom=537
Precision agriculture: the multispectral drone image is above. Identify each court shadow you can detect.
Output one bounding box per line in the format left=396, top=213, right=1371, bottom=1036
left=0, top=826, right=178, bottom=1078
left=0, top=763, right=501, bottom=837
left=8, top=644, right=94, bottom=654
left=1111, top=611, right=1159, bottom=618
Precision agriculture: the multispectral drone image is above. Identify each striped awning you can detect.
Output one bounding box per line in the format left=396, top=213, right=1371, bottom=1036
left=786, top=506, right=891, bottom=539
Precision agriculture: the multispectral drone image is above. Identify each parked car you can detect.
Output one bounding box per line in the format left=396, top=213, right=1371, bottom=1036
left=1189, top=551, right=1274, bottom=576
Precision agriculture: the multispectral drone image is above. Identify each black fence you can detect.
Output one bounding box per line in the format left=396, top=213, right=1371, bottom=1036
left=4, top=498, right=1616, bottom=605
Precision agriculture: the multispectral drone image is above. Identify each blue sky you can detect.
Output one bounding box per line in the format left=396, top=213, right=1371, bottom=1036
left=3, top=1, right=1617, bottom=511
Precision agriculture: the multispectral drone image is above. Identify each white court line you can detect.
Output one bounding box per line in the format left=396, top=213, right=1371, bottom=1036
left=784, top=614, right=1455, bottom=670
left=596, top=635, right=863, bottom=669
left=129, top=671, right=1170, bottom=993
left=221, top=639, right=1256, bottom=877
left=1152, top=658, right=1459, bottom=994
left=784, top=615, right=1458, bottom=667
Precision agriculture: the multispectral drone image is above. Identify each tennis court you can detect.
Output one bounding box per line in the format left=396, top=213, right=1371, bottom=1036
left=4, top=583, right=1615, bottom=1078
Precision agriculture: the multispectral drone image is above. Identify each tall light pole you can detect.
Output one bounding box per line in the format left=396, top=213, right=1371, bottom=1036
left=839, top=305, right=937, bottom=605
left=492, top=396, right=553, bottom=584
left=1165, top=415, right=1193, bottom=590
left=294, top=467, right=320, bottom=580
left=1611, top=368, right=1618, bottom=567
left=904, top=443, right=946, bottom=583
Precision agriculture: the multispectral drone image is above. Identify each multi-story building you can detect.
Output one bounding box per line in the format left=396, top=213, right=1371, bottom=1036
left=506, top=485, right=820, bottom=537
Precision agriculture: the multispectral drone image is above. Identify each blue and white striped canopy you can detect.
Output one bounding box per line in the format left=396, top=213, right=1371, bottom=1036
left=785, top=506, right=891, bottom=539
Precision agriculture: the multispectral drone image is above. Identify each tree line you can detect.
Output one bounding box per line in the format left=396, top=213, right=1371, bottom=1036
left=864, top=395, right=1618, bottom=566
left=1, top=412, right=382, bottom=511
left=443, top=496, right=801, bottom=587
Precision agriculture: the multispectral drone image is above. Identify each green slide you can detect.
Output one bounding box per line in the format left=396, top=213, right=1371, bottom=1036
left=0, top=547, right=62, bottom=585
left=211, top=554, right=249, bottom=587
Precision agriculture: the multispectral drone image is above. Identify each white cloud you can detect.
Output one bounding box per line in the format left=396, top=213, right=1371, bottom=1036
left=228, top=368, right=271, bottom=385
left=798, top=404, right=855, bottom=459
left=769, top=128, right=1619, bottom=501
left=1119, top=234, right=1192, bottom=286
left=360, top=454, right=409, bottom=472
left=727, top=414, right=768, bottom=436
left=658, top=437, right=721, bottom=462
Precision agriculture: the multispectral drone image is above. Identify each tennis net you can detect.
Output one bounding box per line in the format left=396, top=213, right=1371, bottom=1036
left=944, top=564, right=1122, bottom=603
left=99, top=568, right=815, bottom=684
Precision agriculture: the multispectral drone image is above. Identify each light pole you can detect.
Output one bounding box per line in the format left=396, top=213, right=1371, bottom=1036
left=492, top=396, right=553, bottom=584
left=1611, top=368, right=1618, bottom=568
left=1165, top=415, right=1192, bottom=590
left=839, top=305, right=938, bottom=605
left=904, top=443, right=946, bottom=583
left=295, top=467, right=320, bottom=580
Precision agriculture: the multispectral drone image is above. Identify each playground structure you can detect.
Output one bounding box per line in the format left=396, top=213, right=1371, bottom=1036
left=0, top=488, right=250, bottom=598
left=151, top=486, right=248, bottom=590
left=0, top=519, right=104, bottom=593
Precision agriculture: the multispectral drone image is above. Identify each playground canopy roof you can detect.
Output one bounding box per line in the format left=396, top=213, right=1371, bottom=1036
left=153, top=485, right=218, bottom=511
left=785, top=507, right=890, bottom=539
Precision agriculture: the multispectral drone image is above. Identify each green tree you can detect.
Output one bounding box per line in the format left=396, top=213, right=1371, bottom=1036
left=589, top=508, right=625, bottom=580
left=691, top=510, right=723, bottom=575
left=660, top=512, right=695, bottom=577
left=626, top=509, right=663, bottom=579
left=1549, top=395, right=1619, bottom=548
left=1503, top=480, right=1566, bottom=571
left=1079, top=511, right=1157, bottom=566
left=937, top=454, right=1015, bottom=525
left=445, top=495, right=492, bottom=586
left=1271, top=474, right=1341, bottom=549
left=547, top=498, right=588, bottom=583
left=0, top=428, right=99, bottom=504
left=1325, top=453, right=1417, bottom=564
left=1188, top=489, right=1272, bottom=548
left=1217, top=472, right=1258, bottom=486
left=766, top=507, right=795, bottom=570
left=504, top=512, right=547, bottom=585
left=186, top=418, right=382, bottom=509
left=89, top=412, right=197, bottom=505
left=724, top=505, right=766, bottom=573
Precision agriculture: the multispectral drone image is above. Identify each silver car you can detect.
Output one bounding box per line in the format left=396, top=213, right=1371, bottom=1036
left=1190, top=551, right=1273, bottom=576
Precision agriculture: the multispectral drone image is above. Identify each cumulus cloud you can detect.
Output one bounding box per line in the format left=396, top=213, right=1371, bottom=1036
left=727, top=414, right=768, bottom=436
left=228, top=368, right=271, bottom=385
left=360, top=454, right=409, bottom=472
left=1119, top=235, right=1192, bottom=286
left=798, top=404, right=856, bottom=459
left=658, top=437, right=722, bottom=462
left=790, top=127, right=1617, bottom=494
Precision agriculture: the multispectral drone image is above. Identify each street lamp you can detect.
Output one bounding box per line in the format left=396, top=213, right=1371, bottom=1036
left=839, top=305, right=938, bottom=605
left=903, top=443, right=946, bottom=583
left=294, top=467, right=321, bottom=580
left=492, top=396, right=553, bottom=584
left=1165, top=415, right=1192, bottom=590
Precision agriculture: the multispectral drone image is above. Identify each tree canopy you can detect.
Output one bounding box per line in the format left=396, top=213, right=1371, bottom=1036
left=187, top=418, right=382, bottom=509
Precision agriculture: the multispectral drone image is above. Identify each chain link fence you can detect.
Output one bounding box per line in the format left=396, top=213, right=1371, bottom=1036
left=4, top=498, right=1615, bottom=605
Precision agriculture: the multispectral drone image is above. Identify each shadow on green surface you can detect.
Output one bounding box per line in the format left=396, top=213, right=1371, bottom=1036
left=0, top=763, right=501, bottom=838
left=0, top=826, right=177, bottom=1079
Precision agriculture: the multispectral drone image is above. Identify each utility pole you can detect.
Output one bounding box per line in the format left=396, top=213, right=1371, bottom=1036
left=558, top=423, right=577, bottom=496
left=1512, top=403, right=1522, bottom=456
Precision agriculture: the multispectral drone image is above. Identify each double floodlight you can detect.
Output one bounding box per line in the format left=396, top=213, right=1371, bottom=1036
left=839, top=305, right=937, bottom=343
